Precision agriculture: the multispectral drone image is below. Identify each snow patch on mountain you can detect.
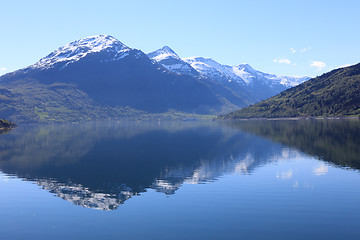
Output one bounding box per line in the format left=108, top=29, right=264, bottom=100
left=184, top=57, right=246, bottom=84
left=276, top=76, right=311, bottom=87
left=148, top=46, right=179, bottom=62
left=183, top=57, right=310, bottom=87
left=148, top=46, right=198, bottom=76
left=31, top=34, right=131, bottom=69
left=231, top=64, right=257, bottom=84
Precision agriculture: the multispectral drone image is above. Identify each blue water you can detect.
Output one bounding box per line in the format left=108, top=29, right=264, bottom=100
left=0, top=120, right=359, bottom=240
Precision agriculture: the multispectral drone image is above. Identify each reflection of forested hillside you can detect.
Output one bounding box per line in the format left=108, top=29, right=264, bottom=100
left=0, top=121, right=287, bottom=210
left=227, top=119, right=360, bottom=169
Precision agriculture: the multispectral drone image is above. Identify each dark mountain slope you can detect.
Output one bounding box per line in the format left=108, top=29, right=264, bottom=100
left=0, top=35, right=237, bottom=122
left=3, top=51, right=221, bottom=112
left=222, top=63, right=360, bottom=119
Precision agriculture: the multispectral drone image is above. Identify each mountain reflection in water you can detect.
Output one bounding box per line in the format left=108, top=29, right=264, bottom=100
left=0, top=120, right=358, bottom=210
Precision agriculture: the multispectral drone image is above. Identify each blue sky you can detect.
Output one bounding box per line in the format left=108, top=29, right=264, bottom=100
left=1, top=0, right=359, bottom=77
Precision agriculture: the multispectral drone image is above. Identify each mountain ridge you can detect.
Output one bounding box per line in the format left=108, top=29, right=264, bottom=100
left=148, top=47, right=310, bottom=101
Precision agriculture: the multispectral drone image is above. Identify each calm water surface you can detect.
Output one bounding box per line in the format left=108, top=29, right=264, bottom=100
left=0, top=120, right=359, bottom=240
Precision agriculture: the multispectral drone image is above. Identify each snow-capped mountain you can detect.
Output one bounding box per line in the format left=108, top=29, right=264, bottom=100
left=148, top=49, right=309, bottom=90
left=146, top=46, right=257, bottom=108
left=147, top=46, right=199, bottom=76
left=184, top=57, right=246, bottom=84
left=31, top=35, right=133, bottom=70
left=228, top=63, right=309, bottom=88
left=147, top=46, right=178, bottom=62
left=274, top=75, right=311, bottom=87
left=1, top=35, right=249, bottom=122
left=183, top=57, right=309, bottom=88
left=149, top=48, right=310, bottom=101
left=0, top=34, right=311, bottom=122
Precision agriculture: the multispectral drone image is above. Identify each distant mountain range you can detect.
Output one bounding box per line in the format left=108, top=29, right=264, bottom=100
left=148, top=46, right=309, bottom=100
left=221, top=63, right=360, bottom=119
left=0, top=34, right=309, bottom=122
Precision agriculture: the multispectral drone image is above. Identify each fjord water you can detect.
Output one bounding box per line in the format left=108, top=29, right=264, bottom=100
left=0, top=120, right=359, bottom=240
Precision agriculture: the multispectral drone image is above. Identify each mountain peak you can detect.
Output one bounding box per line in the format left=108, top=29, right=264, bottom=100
left=147, top=46, right=180, bottom=62
left=160, top=46, right=177, bottom=54
left=76, top=34, right=126, bottom=47
left=31, top=34, right=131, bottom=69
left=147, top=46, right=200, bottom=76
left=236, top=63, right=251, bottom=69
